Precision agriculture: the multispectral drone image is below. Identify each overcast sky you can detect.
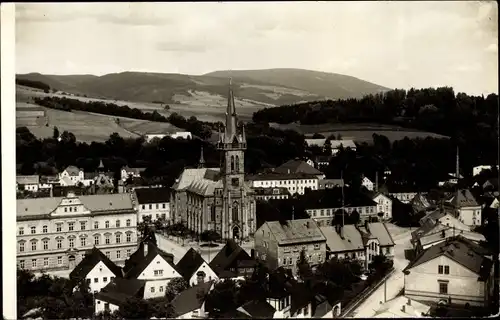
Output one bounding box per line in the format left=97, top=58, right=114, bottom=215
left=15, top=1, right=498, bottom=95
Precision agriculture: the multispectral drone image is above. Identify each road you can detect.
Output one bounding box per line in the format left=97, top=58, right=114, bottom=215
left=350, top=226, right=414, bottom=318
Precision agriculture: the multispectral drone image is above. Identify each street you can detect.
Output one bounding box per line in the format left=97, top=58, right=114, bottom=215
left=350, top=224, right=414, bottom=318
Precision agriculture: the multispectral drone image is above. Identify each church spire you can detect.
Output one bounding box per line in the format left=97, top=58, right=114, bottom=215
left=224, top=78, right=237, bottom=143
left=198, top=145, right=205, bottom=168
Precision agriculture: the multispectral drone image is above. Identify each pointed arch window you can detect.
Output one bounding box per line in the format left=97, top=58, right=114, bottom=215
left=235, top=155, right=240, bottom=172
left=230, top=155, right=235, bottom=172
left=232, top=202, right=239, bottom=222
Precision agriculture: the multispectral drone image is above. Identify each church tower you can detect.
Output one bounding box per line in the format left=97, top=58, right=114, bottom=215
left=217, top=79, right=254, bottom=240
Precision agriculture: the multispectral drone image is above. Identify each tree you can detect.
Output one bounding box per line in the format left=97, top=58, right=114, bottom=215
left=118, top=297, right=151, bottom=319
left=200, top=230, right=221, bottom=246
left=296, top=249, right=313, bottom=281
left=52, top=126, right=60, bottom=140
left=204, top=279, right=239, bottom=317
left=164, top=278, right=190, bottom=301
left=348, top=210, right=360, bottom=225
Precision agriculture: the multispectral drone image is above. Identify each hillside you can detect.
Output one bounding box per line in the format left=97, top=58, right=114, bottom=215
left=17, top=68, right=389, bottom=108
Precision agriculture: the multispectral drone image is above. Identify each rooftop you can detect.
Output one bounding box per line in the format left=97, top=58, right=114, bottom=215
left=274, top=159, right=323, bottom=176
left=69, top=247, right=122, bottom=285
left=171, top=281, right=214, bottom=316
left=264, top=219, right=326, bottom=245
left=95, top=277, right=145, bottom=306
left=209, top=240, right=255, bottom=277
left=449, top=189, right=479, bottom=208
left=135, top=187, right=170, bottom=204
left=247, top=172, right=320, bottom=181
left=175, top=248, right=208, bottom=281
left=171, top=167, right=220, bottom=191
left=320, top=225, right=365, bottom=253
left=237, top=300, right=276, bottom=318
left=16, top=175, right=40, bottom=185
left=122, top=240, right=176, bottom=279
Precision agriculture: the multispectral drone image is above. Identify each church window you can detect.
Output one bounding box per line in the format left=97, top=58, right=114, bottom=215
left=231, top=156, right=235, bottom=172
left=232, top=202, right=239, bottom=222
left=211, top=206, right=216, bottom=221
left=236, top=156, right=240, bottom=172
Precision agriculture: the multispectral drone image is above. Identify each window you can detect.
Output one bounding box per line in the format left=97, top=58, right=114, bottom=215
left=116, top=220, right=120, bottom=228
left=94, top=235, right=100, bottom=245
left=444, top=266, right=449, bottom=275
left=321, top=209, right=324, bottom=216
left=116, top=251, right=121, bottom=259
left=32, top=259, right=37, bottom=268
left=68, top=222, right=74, bottom=231
left=156, top=204, right=159, bottom=209
left=318, top=254, right=322, bottom=262
left=57, top=239, right=62, bottom=249
left=43, top=258, right=49, bottom=267
left=42, top=226, right=48, bottom=233
left=31, top=226, right=36, bottom=234
left=142, top=205, right=145, bottom=210
left=126, top=219, right=131, bottom=227
left=69, top=238, right=74, bottom=248
left=19, top=227, right=24, bottom=235
left=105, top=221, right=109, bottom=228
left=94, top=278, right=98, bottom=283
left=149, top=204, right=152, bottom=210
left=386, top=247, right=390, bottom=254
left=110, top=276, right=115, bottom=281
left=57, top=256, right=62, bottom=265
left=80, top=238, right=86, bottom=247
left=103, top=277, right=108, bottom=283
left=154, top=270, right=164, bottom=277
left=126, top=233, right=131, bottom=243
left=162, top=204, right=166, bottom=209
left=151, top=287, right=155, bottom=293
left=56, top=223, right=62, bottom=232
left=105, top=252, right=110, bottom=258
left=116, top=234, right=121, bottom=243
left=31, top=241, right=37, bottom=251
left=64, top=207, right=67, bottom=213
left=438, top=265, right=444, bottom=274
left=105, top=235, right=110, bottom=244
left=80, top=222, right=86, bottom=231
left=439, top=282, right=448, bottom=294
left=19, top=242, right=25, bottom=252
left=43, top=240, right=49, bottom=250
left=159, top=286, right=164, bottom=292
left=126, top=249, right=131, bottom=257
left=314, top=244, right=320, bottom=250
left=94, top=221, right=99, bottom=229
left=20, top=260, right=25, bottom=269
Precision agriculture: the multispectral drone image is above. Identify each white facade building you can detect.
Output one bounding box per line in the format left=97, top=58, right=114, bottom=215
left=249, top=173, right=319, bottom=196
left=372, top=193, right=393, bottom=220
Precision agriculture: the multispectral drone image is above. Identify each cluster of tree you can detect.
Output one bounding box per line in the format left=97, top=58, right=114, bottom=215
left=16, top=78, right=51, bottom=92
left=17, top=269, right=93, bottom=320
left=32, top=96, right=213, bottom=139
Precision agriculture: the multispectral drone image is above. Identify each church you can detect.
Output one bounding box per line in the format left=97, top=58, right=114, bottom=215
left=170, top=81, right=257, bottom=241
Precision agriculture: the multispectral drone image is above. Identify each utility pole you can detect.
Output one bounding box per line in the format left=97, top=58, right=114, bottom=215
left=341, top=170, right=345, bottom=226
left=384, top=277, right=387, bottom=303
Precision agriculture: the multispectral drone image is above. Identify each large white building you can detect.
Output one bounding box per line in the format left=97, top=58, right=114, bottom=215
left=134, top=187, right=170, bottom=222
left=446, top=189, right=482, bottom=226
left=16, top=192, right=138, bottom=272
left=248, top=173, right=319, bottom=196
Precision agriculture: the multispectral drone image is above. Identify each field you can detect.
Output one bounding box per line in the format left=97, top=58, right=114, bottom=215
left=271, top=122, right=449, bottom=143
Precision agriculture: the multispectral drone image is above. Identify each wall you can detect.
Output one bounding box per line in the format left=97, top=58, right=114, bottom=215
left=188, top=262, right=219, bottom=286
left=267, top=296, right=291, bottom=318
left=252, top=178, right=318, bottom=195
left=308, top=205, right=377, bottom=225
left=138, top=202, right=170, bottom=222
left=137, top=254, right=183, bottom=299
left=254, top=223, right=279, bottom=271
left=94, top=299, right=119, bottom=315
left=84, top=261, right=120, bottom=294
left=404, top=255, right=487, bottom=306
left=276, top=241, right=327, bottom=275
left=374, top=195, right=392, bottom=220
left=458, top=206, right=482, bottom=226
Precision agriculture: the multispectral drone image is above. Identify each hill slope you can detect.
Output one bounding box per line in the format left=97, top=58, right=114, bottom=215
left=17, top=69, right=389, bottom=107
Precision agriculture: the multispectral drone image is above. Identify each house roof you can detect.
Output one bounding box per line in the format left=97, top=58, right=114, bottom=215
left=185, top=176, right=224, bottom=197
left=122, top=166, right=146, bottom=174
left=483, top=178, right=499, bottom=189
left=330, top=140, right=356, bottom=149
left=122, top=241, right=175, bottom=279
left=373, top=296, right=431, bottom=318
left=64, top=165, right=81, bottom=176
left=411, top=193, right=432, bottom=212
left=320, top=225, right=365, bottom=253
left=16, top=175, right=40, bottom=185
left=449, top=189, right=479, bottom=208
left=135, top=187, right=171, bottom=204
left=69, top=247, right=122, bottom=284
left=171, top=168, right=219, bottom=191
left=264, top=219, right=326, bottom=245
left=274, top=159, right=323, bottom=176
left=94, top=278, right=145, bottom=306
left=175, top=248, right=207, bottom=281
left=305, top=138, right=327, bottom=147
left=209, top=240, right=254, bottom=277
left=359, top=223, right=395, bottom=247
left=171, top=281, right=213, bottom=316
left=417, top=225, right=485, bottom=248
left=403, top=236, right=492, bottom=280
left=238, top=300, right=276, bottom=318
left=247, top=172, right=320, bottom=181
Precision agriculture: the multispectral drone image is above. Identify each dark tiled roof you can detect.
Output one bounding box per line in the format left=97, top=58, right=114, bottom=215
left=135, top=187, right=170, bottom=204
left=239, top=300, right=276, bottom=318
left=69, top=247, right=122, bottom=285
left=274, top=159, right=323, bottom=176
left=171, top=281, right=213, bottom=316
left=94, top=278, right=145, bottom=306
left=175, top=248, right=206, bottom=281
left=123, top=240, right=175, bottom=278
left=403, top=236, right=493, bottom=280
left=450, top=189, right=479, bottom=207
left=209, top=240, right=254, bottom=277
left=247, top=172, right=319, bottom=181
left=264, top=219, right=326, bottom=245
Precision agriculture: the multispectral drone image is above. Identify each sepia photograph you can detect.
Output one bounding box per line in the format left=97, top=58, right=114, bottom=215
left=2, top=1, right=499, bottom=319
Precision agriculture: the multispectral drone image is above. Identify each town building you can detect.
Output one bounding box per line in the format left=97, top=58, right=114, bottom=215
left=120, top=166, right=146, bottom=181
left=371, top=193, right=393, bottom=220
left=361, top=176, right=374, bottom=191
left=254, top=219, right=327, bottom=274
left=170, top=281, right=214, bottom=319
left=382, top=184, right=420, bottom=204
left=171, top=82, right=257, bottom=241
left=273, top=159, right=325, bottom=179
left=254, top=187, right=291, bottom=201
left=208, top=240, right=257, bottom=279
left=318, top=179, right=344, bottom=190
left=121, top=238, right=181, bottom=299
left=303, top=189, right=378, bottom=226
left=16, top=175, right=41, bottom=192
left=94, top=277, right=145, bottom=314
left=473, top=165, right=498, bottom=176
left=410, top=193, right=434, bottom=214
left=176, top=248, right=219, bottom=286
left=403, top=236, right=495, bottom=307
left=419, top=209, right=471, bottom=232
left=135, top=187, right=170, bottom=222
left=69, top=247, right=123, bottom=294
left=248, top=173, right=319, bottom=196
left=329, top=140, right=357, bottom=155
left=314, top=155, right=333, bottom=169
left=446, top=189, right=482, bottom=226
left=372, top=296, right=431, bottom=318
left=16, top=192, right=138, bottom=272
left=311, top=294, right=342, bottom=318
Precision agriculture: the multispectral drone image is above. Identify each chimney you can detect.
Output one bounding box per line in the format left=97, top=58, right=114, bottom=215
left=401, top=305, right=406, bottom=313
left=144, top=242, right=149, bottom=257
left=407, top=298, right=411, bottom=306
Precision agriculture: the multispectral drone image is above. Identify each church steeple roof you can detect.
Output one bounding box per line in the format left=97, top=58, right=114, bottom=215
left=198, top=146, right=205, bottom=168
left=224, top=78, right=238, bottom=143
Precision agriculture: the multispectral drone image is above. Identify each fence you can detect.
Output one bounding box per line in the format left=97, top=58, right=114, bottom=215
left=340, top=267, right=395, bottom=318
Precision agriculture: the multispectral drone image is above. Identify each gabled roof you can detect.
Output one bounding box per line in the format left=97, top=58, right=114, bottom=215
left=171, top=168, right=220, bottom=191
left=64, top=166, right=81, bottom=176
left=359, top=223, right=395, bottom=246
left=171, top=281, right=213, bottom=316
left=16, top=175, right=40, bottom=185
left=209, top=240, right=254, bottom=277
left=122, top=241, right=175, bottom=279
left=264, top=219, right=325, bottom=245
left=411, top=193, right=432, bottom=212
left=135, top=187, right=170, bottom=204
left=238, top=300, right=276, bottom=318
left=404, top=236, right=492, bottom=280
left=176, top=248, right=207, bottom=281
left=94, top=278, right=145, bottom=306
left=69, top=247, right=122, bottom=284
left=320, top=225, right=365, bottom=253
left=417, top=225, right=485, bottom=248
left=449, top=189, right=479, bottom=208
left=274, top=159, right=323, bottom=176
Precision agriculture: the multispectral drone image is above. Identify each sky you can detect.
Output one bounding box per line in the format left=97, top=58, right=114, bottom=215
left=15, top=1, right=498, bottom=95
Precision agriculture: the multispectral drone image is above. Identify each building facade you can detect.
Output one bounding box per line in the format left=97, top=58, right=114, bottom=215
left=171, top=82, right=256, bottom=240
left=135, top=187, right=170, bottom=222
left=16, top=192, right=138, bottom=272
left=372, top=193, right=393, bottom=220
left=249, top=173, right=319, bottom=196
